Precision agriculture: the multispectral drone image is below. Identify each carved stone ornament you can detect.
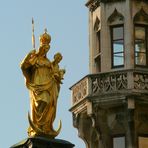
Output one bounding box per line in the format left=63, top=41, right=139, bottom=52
left=134, top=73, right=148, bottom=90
left=100, top=0, right=125, bottom=3
left=108, top=8, right=124, bottom=23
left=72, top=78, right=88, bottom=105
left=92, top=72, right=127, bottom=94
left=86, top=0, right=100, bottom=12
left=134, top=8, right=148, bottom=23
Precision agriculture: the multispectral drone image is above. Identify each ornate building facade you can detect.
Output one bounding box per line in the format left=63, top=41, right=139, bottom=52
left=70, top=0, right=148, bottom=148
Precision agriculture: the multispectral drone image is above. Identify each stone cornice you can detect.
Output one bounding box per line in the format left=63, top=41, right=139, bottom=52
left=101, top=0, right=125, bottom=2
left=85, top=0, right=126, bottom=11
left=85, top=0, right=100, bottom=12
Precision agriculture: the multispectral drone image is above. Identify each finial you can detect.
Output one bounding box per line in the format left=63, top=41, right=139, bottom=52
left=32, top=17, right=35, bottom=49
left=32, top=18, right=34, bottom=33
left=44, top=28, right=47, bottom=33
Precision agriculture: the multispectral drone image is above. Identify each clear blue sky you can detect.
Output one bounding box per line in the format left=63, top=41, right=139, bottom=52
left=0, top=0, right=89, bottom=148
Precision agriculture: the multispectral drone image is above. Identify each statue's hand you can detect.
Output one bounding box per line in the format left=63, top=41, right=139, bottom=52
left=59, top=69, right=65, bottom=79
left=54, top=73, right=61, bottom=83
left=27, top=49, right=38, bottom=65
left=61, top=69, right=66, bottom=74
left=25, top=49, right=36, bottom=60
left=29, top=49, right=36, bottom=57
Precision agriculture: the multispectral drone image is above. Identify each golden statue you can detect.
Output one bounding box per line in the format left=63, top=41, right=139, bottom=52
left=20, top=28, right=65, bottom=138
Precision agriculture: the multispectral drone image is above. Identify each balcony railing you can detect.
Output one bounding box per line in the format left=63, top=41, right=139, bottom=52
left=70, top=69, right=148, bottom=106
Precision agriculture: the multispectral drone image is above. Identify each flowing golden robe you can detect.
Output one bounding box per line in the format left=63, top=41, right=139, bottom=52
left=21, top=51, right=62, bottom=137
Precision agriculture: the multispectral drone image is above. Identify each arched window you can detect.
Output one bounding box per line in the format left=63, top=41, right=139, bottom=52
left=94, top=17, right=101, bottom=72
left=134, top=8, right=148, bottom=67
left=108, top=9, right=124, bottom=68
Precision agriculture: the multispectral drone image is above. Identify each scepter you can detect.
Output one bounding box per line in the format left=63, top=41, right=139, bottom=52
left=32, top=18, right=35, bottom=49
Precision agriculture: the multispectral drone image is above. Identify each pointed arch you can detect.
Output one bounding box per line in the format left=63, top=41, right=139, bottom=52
left=94, top=17, right=100, bottom=32
left=134, top=8, right=148, bottom=23
left=108, top=8, right=124, bottom=25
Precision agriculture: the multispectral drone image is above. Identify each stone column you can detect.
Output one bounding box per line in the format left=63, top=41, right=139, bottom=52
left=89, top=10, right=95, bottom=74
left=124, top=0, right=134, bottom=69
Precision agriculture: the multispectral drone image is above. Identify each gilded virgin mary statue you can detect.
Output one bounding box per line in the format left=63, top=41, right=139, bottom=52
left=20, top=29, right=65, bottom=138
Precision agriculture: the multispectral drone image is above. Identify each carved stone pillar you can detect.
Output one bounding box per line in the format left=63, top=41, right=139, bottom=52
left=73, top=113, right=93, bottom=148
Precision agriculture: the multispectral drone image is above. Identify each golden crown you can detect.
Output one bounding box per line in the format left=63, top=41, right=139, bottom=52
left=39, top=29, right=51, bottom=45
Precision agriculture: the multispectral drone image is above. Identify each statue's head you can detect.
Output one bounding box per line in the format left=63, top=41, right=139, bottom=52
left=39, top=29, right=51, bottom=46
left=38, top=29, right=51, bottom=56
left=54, top=52, right=63, bottom=63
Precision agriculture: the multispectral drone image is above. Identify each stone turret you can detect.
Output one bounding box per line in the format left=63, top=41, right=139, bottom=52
left=70, top=0, right=148, bottom=148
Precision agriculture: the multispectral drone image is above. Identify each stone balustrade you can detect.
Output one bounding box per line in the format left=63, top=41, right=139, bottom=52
left=70, top=69, right=148, bottom=106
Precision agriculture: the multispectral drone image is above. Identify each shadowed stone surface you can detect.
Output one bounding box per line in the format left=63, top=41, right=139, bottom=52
left=10, top=137, right=75, bottom=148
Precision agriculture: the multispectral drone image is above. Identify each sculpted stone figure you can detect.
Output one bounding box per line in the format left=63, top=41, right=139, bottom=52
left=21, top=30, right=65, bottom=138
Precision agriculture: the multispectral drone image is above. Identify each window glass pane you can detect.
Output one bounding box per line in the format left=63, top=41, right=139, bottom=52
left=113, top=137, right=125, bottom=148
left=135, top=52, right=146, bottom=65
left=113, top=27, right=123, bottom=40
left=135, top=40, right=146, bottom=52
left=112, top=26, right=124, bottom=67
left=139, top=137, right=148, bottom=148
left=113, top=40, right=124, bottom=52
left=114, top=53, right=124, bottom=66
left=135, top=27, right=145, bottom=40
left=135, top=26, right=147, bottom=66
